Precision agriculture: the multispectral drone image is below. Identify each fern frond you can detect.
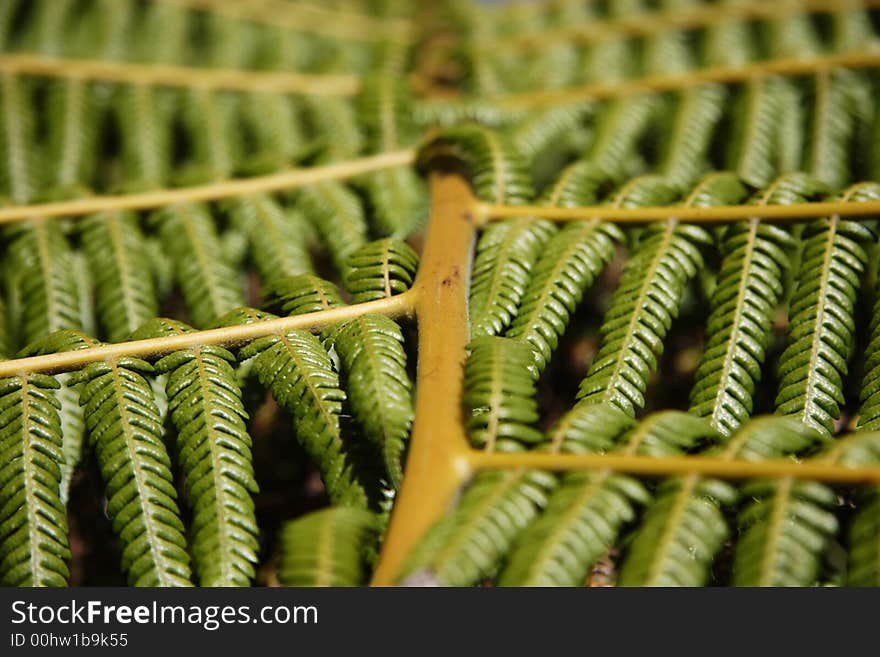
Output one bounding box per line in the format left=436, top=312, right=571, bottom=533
left=240, top=93, right=305, bottom=174
left=577, top=179, right=711, bottom=416
left=152, top=202, right=244, bottom=328
left=5, top=220, right=84, bottom=347
left=227, top=194, right=313, bottom=290
left=278, top=507, right=378, bottom=586
left=240, top=330, right=368, bottom=508
left=331, top=314, right=412, bottom=489
left=397, top=469, right=556, bottom=586
left=357, top=166, right=427, bottom=239
left=113, top=84, right=174, bottom=189
left=79, top=211, right=158, bottom=343
left=806, top=70, right=870, bottom=191
left=689, top=180, right=800, bottom=436
left=585, top=95, right=663, bottom=171
left=178, top=89, right=242, bottom=182
left=45, top=79, right=98, bottom=194
left=358, top=72, right=417, bottom=152
left=300, top=96, right=364, bottom=164
left=0, top=74, right=40, bottom=203
left=659, top=84, right=726, bottom=188
left=469, top=219, right=555, bottom=339
left=298, top=181, right=369, bottom=275
left=343, top=238, right=419, bottom=304
left=134, top=319, right=261, bottom=587
left=499, top=410, right=710, bottom=587
left=263, top=274, right=346, bottom=317
left=0, top=374, right=70, bottom=586
left=418, top=124, right=534, bottom=205
left=69, top=357, right=192, bottom=587
left=509, top=102, right=593, bottom=165
left=506, top=219, right=622, bottom=372
left=732, top=479, right=837, bottom=586
left=726, top=78, right=788, bottom=188
left=463, top=336, right=542, bottom=452
left=775, top=189, right=877, bottom=436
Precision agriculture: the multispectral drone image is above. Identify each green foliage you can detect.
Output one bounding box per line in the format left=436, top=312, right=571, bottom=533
left=576, top=178, right=711, bottom=416
left=469, top=219, right=555, bottom=338
left=333, top=315, right=413, bottom=489
left=344, top=238, right=420, bottom=304
left=499, top=410, right=704, bottom=587
left=297, top=182, right=369, bottom=274
left=80, top=211, right=158, bottom=342
left=241, top=330, right=368, bottom=509
left=136, top=319, right=261, bottom=587
left=151, top=202, right=244, bottom=329
left=5, top=221, right=85, bottom=349
left=775, top=187, right=877, bottom=436
left=227, top=194, right=313, bottom=290
left=463, top=336, right=542, bottom=451
left=70, top=357, right=192, bottom=587
left=0, top=374, right=70, bottom=586
left=279, top=507, right=378, bottom=586
left=397, top=469, right=556, bottom=586
left=418, top=124, right=534, bottom=205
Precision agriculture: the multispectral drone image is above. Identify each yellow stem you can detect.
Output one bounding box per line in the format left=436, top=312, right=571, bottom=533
left=152, top=0, right=411, bottom=42
left=469, top=451, right=880, bottom=485
left=0, top=54, right=360, bottom=95
left=0, top=150, right=415, bottom=224
left=485, top=0, right=879, bottom=51
left=370, top=174, right=478, bottom=586
left=0, top=293, right=417, bottom=377
left=477, top=198, right=880, bottom=225
left=489, top=51, right=880, bottom=108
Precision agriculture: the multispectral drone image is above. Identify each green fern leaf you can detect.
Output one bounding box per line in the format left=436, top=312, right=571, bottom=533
left=178, top=89, right=242, bottom=181
left=732, top=479, right=838, bottom=587
left=469, top=219, right=555, bottom=338
left=240, top=330, right=368, bottom=509
left=659, top=84, right=727, bottom=188
left=419, top=124, right=535, bottom=205
left=463, top=336, right=543, bottom=452
left=775, top=189, right=877, bottom=436
left=726, top=77, right=790, bottom=188
left=506, top=219, right=621, bottom=372
left=806, top=70, right=871, bottom=191
left=278, top=507, right=378, bottom=586
left=0, top=74, right=40, bottom=203
left=152, top=202, right=244, bottom=328
left=44, top=79, right=98, bottom=194
left=239, top=93, right=305, bottom=174
left=226, top=194, right=313, bottom=290
left=113, top=84, right=175, bottom=189
left=80, top=211, right=158, bottom=343
left=823, top=432, right=880, bottom=586
left=5, top=220, right=84, bottom=347
left=510, top=102, right=594, bottom=165
left=332, top=315, right=413, bottom=489
left=689, top=176, right=806, bottom=436
left=499, top=410, right=709, bottom=586
left=577, top=178, right=711, bottom=416
left=69, top=357, right=192, bottom=587
left=343, top=238, right=419, bottom=304
left=396, top=469, right=556, bottom=586
left=357, top=166, right=427, bottom=238
left=585, top=95, right=663, bottom=172
left=134, top=319, right=261, bottom=587
left=297, top=181, right=369, bottom=275
left=263, top=274, right=346, bottom=317
left=0, top=374, right=70, bottom=586
left=300, top=96, right=364, bottom=164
